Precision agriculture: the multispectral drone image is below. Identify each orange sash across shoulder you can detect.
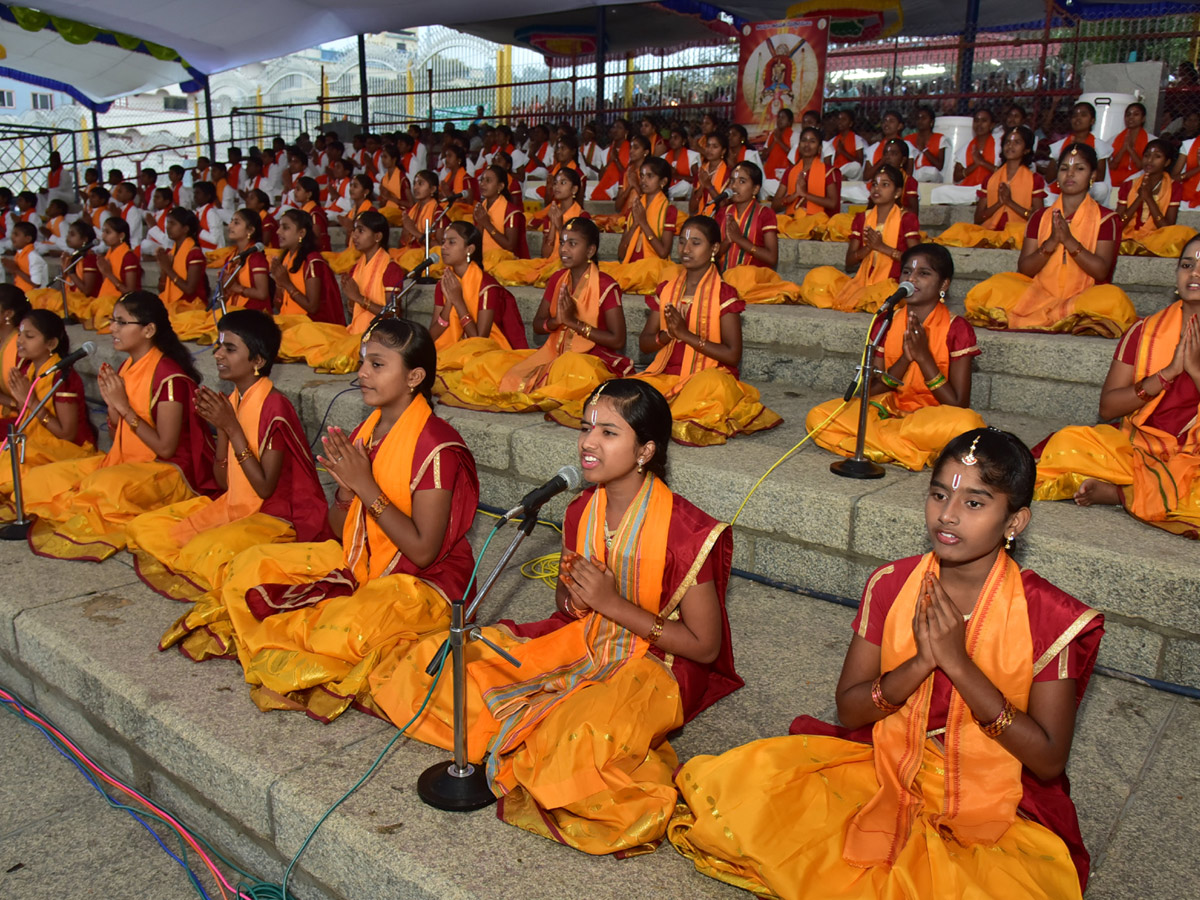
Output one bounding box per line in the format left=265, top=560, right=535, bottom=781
left=1, top=332, right=18, bottom=389
left=846, top=551, right=1032, bottom=868
left=786, top=158, right=829, bottom=215
left=349, top=248, right=391, bottom=334
left=498, top=264, right=602, bottom=393
left=481, top=197, right=509, bottom=253
left=880, top=303, right=952, bottom=414
left=622, top=192, right=669, bottom=262
left=1124, top=173, right=1175, bottom=240
left=982, top=165, right=1035, bottom=230
left=643, top=265, right=725, bottom=377
left=277, top=251, right=311, bottom=317
left=98, top=244, right=134, bottom=299
left=343, top=396, right=431, bottom=583
left=167, top=377, right=272, bottom=545
left=541, top=201, right=584, bottom=250
left=161, top=237, right=199, bottom=307
left=851, top=204, right=902, bottom=292
left=106, top=348, right=165, bottom=467
left=1008, top=196, right=1103, bottom=325
left=434, top=266, right=512, bottom=352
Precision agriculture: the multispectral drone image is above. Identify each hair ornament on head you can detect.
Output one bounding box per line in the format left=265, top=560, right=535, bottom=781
left=961, top=434, right=981, bottom=466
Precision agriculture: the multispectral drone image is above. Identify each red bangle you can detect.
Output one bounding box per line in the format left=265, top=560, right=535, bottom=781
left=1134, top=378, right=1152, bottom=402
left=1157, top=371, right=1175, bottom=391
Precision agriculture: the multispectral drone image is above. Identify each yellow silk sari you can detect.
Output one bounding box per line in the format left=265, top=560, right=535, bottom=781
left=1119, top=173, right=1197, bottom=258
left=806, top=303, right=985, bottom=470
left=0, top=355, right=94, bottom=495
left=937, top=164, right=1035, bottom=249
left=634, top=266, right=782, bottom=445
left=800, top=204, right=904, bottom=312
left=776, top=158, right=831, bottom=239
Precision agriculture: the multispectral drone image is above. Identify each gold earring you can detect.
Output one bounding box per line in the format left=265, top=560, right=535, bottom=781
left=1004, top=533, right=1014, bottom=551
left=466, top=251, right=472, bottom=264
left=711, top=251, right=717, bottom=262
left=938, top=290, right=945, bottom=301
left=637, top=458, right=645, bottom=474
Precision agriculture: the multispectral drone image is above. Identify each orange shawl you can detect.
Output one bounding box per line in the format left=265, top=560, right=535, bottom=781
left=167, top=377, right=271, bottom=545
left=697, top=161, right=729, bottom=216
left=342, top=395, right=432, bottom=582
left=1009, top=195, right=1104, bottom=325
left=833, top=131, right=859, bottom=166
left=0, top=332, right=18, bottom=392
left=12, top=246, right=36, bottom=292
left=785, top=158, right=829, bottom=216
left=982, top=164, right=1035, bottom=230
left=380, top=167, right=405, bottom=208
left=161, top=237, right=200, bottom=307
left=643, top=265, right=726, bottom=378
left=498, top=264, right=602, bottom=393
left=277, top=251, right=312, bottom=317
left=480, top=196, right=511, bottom=253
left=104, top=347, right=164, bottom=467
left=622, top=192, right=669, bottom=263
left=845, top=551, right=1032, bottom=867
left=435, top=266, right=512, bottom=352
left=960, top=134, right=997, bottom=187
left=348, top=248, right=390, bottom=335
left=409, top=198, right=440, bottom=236
left=850, top=204, right=903, bottom=292
left=542, top=201, right=584, bottom=251
left=880, top=302, right=953, bottom=414
left=1123, top=173, right=1175, bottom=240
left=98, top=244, right=134, bottom=299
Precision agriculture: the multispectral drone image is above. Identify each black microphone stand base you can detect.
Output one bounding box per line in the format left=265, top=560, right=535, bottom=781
left=830, top=457, right=886, bottom=479
left=417, top=759, right=497, bottom=811
left=0, top=519, right=31, bottom=541
left=60, top=314, right=80, bottom=326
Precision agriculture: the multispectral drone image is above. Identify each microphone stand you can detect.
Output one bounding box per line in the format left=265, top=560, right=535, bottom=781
left=417, top=512, right=538, bottom=812
left=209, top=255, right=246, bottom=331
left=50, top=255, right=85, bottom=325
left=830, top=306, right=898, bottom=480
left=1, top=376, right=63, bottom=540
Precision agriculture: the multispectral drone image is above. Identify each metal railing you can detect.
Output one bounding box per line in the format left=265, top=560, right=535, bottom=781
left=0, top=124, right=79, bottom=192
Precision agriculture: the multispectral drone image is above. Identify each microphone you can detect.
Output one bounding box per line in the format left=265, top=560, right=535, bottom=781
left=410, top=248, right=441, bottom=278
left=712, top=188, right=733, bottom=208
left=445, top=189, right=471, bottom=203
left=502, top=465, right=584, bottom=523
left=38, top=341, right=95, bottom=379
left=62, top=239, right=96, bottom=270
left=876, top=281, right=915, bottom=319
left=233, top=242, right=265, bottom=261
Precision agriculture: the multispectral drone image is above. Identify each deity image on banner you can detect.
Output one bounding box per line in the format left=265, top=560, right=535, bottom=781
left=736, top=19, right=827, bottom=143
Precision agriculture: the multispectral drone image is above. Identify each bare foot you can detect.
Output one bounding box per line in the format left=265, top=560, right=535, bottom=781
left=1074, top=478, right=1123, bottom=507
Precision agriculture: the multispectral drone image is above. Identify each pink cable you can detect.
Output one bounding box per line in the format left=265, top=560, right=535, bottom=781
left=0, top=688, right=249, bottom=900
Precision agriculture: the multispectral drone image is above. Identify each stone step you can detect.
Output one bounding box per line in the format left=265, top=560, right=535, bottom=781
left=2, top=521, right=1191, bottom=900
left=404, top=284, right=1119, bottom=424
left=65, top=332, right=1200, bottom=693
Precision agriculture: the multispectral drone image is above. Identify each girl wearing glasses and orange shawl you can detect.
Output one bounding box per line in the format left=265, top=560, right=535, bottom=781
left=670, top=429, right=1103, bottom=900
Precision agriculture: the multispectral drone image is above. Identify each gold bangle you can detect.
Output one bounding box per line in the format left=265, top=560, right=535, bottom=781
left=235, top=446, right=254, bottom=464
left=647, top=614, right=665, bottom=645
left=696, top=337, right=708, bottom=353
left=925, top=372, right=947, bottom=391
left=125, top=413, right=140, bottom=432
left=367, top=492, right=391, bottom=520
left=977, top=696, right=1016, bottom=738
left=581, top=323, right=593, bottom=339
left=871, top=674, right=903, bottom=714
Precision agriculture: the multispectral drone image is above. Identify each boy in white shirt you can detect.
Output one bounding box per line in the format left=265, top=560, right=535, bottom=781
left=2, top=222, right=49, bottom=290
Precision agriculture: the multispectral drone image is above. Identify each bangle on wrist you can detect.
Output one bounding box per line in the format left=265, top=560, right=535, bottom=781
left=1157, top=370, right=1175, bottom=391
left=1133, top=378, right=1153, bottom=402
left=647, top=614, right=665, bottom=645
left=880, top=371, right=902, bottom=389
left=234, top=446, right=254, bottom=464
left=976, top=696, right=1016, bottom=738
left=367, top=492, right=391, bottom=520
left=871, top=674, right=903, bottom=714
left=925, top=372, right=947, bottom=391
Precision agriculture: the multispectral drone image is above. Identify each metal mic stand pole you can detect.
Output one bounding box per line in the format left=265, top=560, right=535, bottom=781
left=50, top=264, right=81, bottom=326
left=417, top=513, right=536, bottom=811
left=1, top=377, right=64, bottom=540
left=830, top=308, right=897, bottom=480
left=209, top=256, right=246, bottom=330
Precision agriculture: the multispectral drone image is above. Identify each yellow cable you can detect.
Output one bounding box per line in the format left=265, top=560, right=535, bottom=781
left=476, top=508, right=563, bottom=586
left=729, top=310, right=880, bottom=527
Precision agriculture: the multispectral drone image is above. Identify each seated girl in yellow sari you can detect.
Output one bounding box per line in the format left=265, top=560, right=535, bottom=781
left=0, top=310, right=95, bottom=495
left=610, top=156, right=679, bottom=294
left=370, top=379, right=743, bottom=854
left=472, top=165, right=529, bottom=259
left=22, top=291, right=216, bottom=561
left=800, top=164, right=921, bottom=312
left=334, top=175, right=379, bottom=234
left=772, top=126, right=842, bottom=239
left=1115, top=139, right=1196, bottom=258
left=279, top=210, right=403, bottom=374
left=439, top=217, right=633, bottom=422
left=293, top=177, right=332, bottom=253
left=689, top=131, right=730, bottom=218
left=427, top=223, right=528, bottom=381
left=0, top=287, right=31, bottom=424
left=155, top=208, right=210, bottom=312
left=397, top=170, right=443, bottom=251
left=670, top=428, right=1105, bottom=900
left=36, top=220, right=100, bottom=317
left=937, top=125, right=1047, bottom=249
left=1034, top=235, right=1200, bottom=538
left=635, top=215, right=782, bottom=445
left=607, top=134, right=652, bottom=224
left=530, top=168, right=588, bottom=261
left=966, top=143, right=1135, bottom=338
left=807, top=243, right=986, bottom=470
left=376, top=142, right=411, bottom=223
left=212, top=318, right=479, bottom=720
left=130, top=312, right=329, bottom=649
left=86, top=217, right=142, bottom=330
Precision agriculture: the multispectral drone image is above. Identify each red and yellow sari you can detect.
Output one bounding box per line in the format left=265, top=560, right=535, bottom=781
left=173, top=250, right=272, bottom=343
left=801, top=205, right=916, bottom=313
left=605, top=192, right=679, bottom=294
left=277, top=247, right=402, bottom=374
left=130, top=379, right=330, bottom=617
left=0, top=357, right=95, bottom=496
left=28, top=252, right=97, bottom=317
left=635, top=267, right=782, bottom=445
left=213, top=396, right=479, bottom=721
left=695, top=161, right=729, bottom=217
left=806, top=303, right=985, bottom=470
left=670, top=551, right=1103, bottom=899
left=370, top=477, right=742, bottom=855
left=1118, top=173, right=1195, bottom=257
left=83, top=243, right=141, bottom=331
left=1035, top=300, right=1200, bottom=537
left=159, top=237, right=209, bottom=312
left=777, top=158, right=836, bottom=239
left=438, top=265, right=632, bottom=420
left=21, top=349, right=216, bottom=561
left=937, top=165, right=1042, bottom=249
left=965, top=197, right=1135, bottom=337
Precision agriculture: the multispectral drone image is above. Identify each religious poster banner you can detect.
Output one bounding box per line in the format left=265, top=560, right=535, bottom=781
left=736, top=17, right=828, bottom=142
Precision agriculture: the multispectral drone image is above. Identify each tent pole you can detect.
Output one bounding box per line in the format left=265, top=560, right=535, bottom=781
left=956, top=0, right=981, bottom=114
left=204, top=80, right=217, bottom=159
left=358, top=34, right=370, bottom=127
left=91, top=110, right=102, bottom=172
left=594, top=6, right=606, bottom=119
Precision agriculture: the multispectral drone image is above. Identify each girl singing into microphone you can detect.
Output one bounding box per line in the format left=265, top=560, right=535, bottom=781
left=371, top=379, right=742, bottom=855
left=806, top=243, right=985, bottom=471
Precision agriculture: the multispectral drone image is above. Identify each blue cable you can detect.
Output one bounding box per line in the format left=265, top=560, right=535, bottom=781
left=308, top=384, right=360, bottom=449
